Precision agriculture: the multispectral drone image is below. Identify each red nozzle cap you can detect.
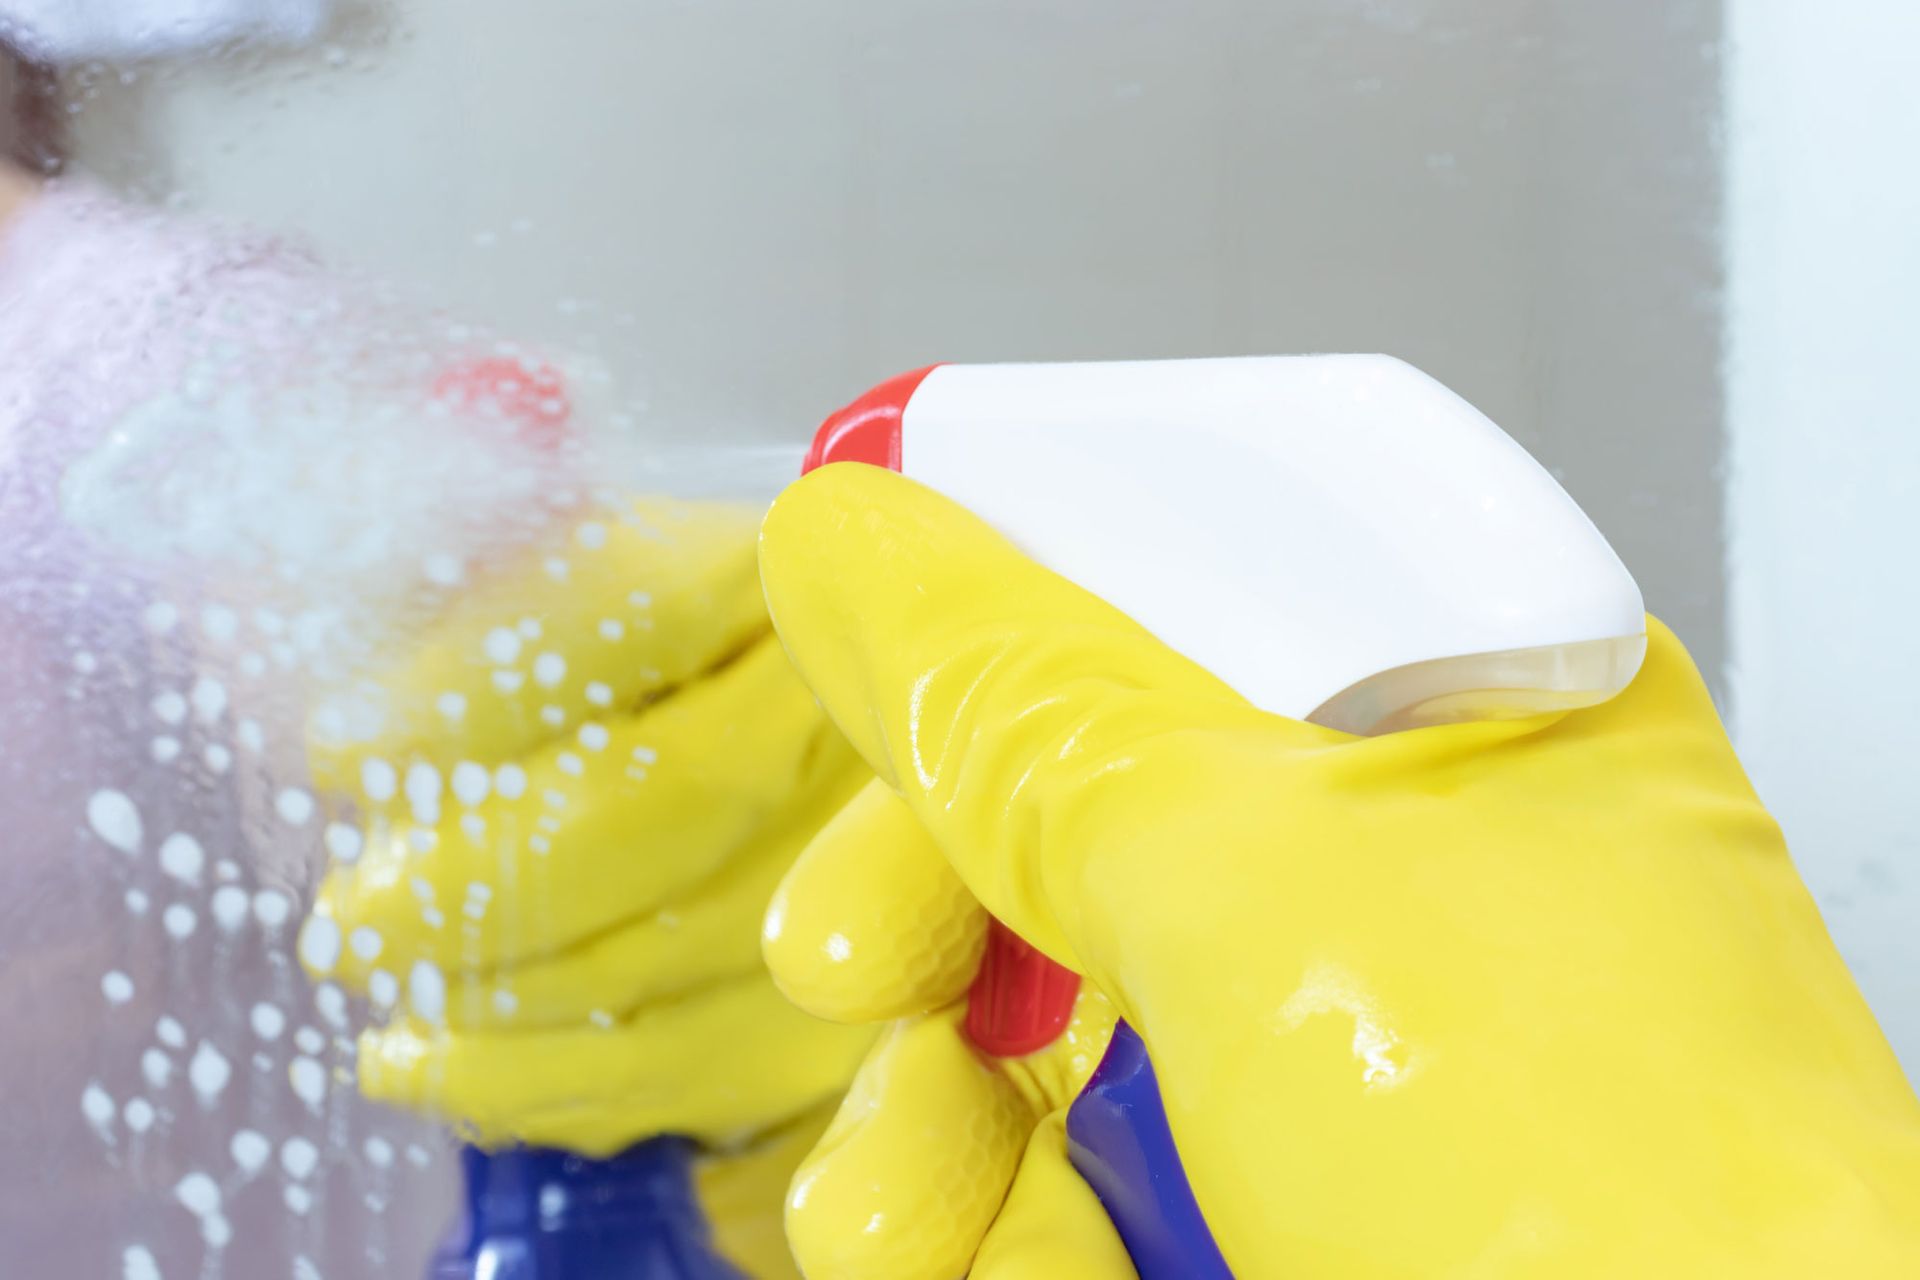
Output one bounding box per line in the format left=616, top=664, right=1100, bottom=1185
left=965, top=920, right=1083, bottom=1057
left=802, top=365, right=940, bottom=474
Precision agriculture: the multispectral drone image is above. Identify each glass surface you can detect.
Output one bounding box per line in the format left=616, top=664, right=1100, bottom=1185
left=1, top=2, right=1913, bottom=1275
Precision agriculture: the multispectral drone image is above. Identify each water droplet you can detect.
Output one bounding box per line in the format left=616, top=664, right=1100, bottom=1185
left=142, top=1048, right=172, bottom=1089
left=253, top=890, right=292, bottom=929
left=436, top=691, right=467, bottom=720
left=494, top=764, right=527, bottom=800
left=585, top=681, right=613, bottom=707
left=409, top=961, right=447, bottom=1024
left=150, top=736, right=181, bottom=763
left=124, top=1097, right=155, bottom=1133
left=324, top=822, right=363, bottom=862
left=289, top=1057, right=327, bottom=1109
left=122, top=1244, right=161, bottom=1280
left=156, top=1017, right=186, bottom=1048
left=210, top=886, right=249, bottom=931
left=174, top=1171, right=220, bottom=1217
left=189, top=1042, right=231, bottom=1102
left=250, top=1002, right=287, bottom=1041
left=280, top=1136, right=320, bottom=1180
left=298, top=918, right=341, bottom=975
left=151, top=691, right=187, bottom=725
left=362, top=758, right=398, bottom=803
left=230, top=1128, right=270, bottom=1175
left=483, top=628, right=521, bottom=664
left=190, top=675, right=227, bottom=724
left=363, top=1135, right=395, bottom=1168
left=158, top=833, right=204, bottom=884
left=102, top=970, right=135, bottom=1004
left=276, top=788, right=315, bottom=826
left=162, top=904, right=197, bottom=939
left=576, top=522, right=608, bottom=550
left=87, top=790, right=143, bottom=854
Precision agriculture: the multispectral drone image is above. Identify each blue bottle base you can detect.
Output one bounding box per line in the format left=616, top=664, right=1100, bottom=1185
left=430, top=1138, right=748, bottom=1280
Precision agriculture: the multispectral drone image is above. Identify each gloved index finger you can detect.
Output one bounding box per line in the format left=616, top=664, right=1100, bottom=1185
left=758, top=464, right=1319, bottom=967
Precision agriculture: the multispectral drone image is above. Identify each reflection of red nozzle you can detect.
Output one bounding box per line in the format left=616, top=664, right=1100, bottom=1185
left=804, top=365, right=938, bottom=472
left=434, top=356, right=571, bottom=450
left=804, top=363, right=1084, bottom=1060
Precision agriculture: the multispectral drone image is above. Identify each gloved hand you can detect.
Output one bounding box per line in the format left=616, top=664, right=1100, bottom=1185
left=300, top=497, right=875, bottom=1274
left=764, top=777, right=1133, bottom=1279
left=756, top=463, right=1920, bottom=1278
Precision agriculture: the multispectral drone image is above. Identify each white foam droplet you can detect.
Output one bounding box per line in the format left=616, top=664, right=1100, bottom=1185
left=189, top=676, right=227, bottom=724
left=597, top=618, right=625, bottom=641
left=363, top=1135, right=394, bottom=1168
left=174, top=1171, right=221, bottom=1217
left=575, top=521, right=608, bottom=549
left=294, top=1026, right=325, bottom=1055
left=556, top=752, right=583, bottom=777
left=362, top=758, right=398, bottom=803
left=203, top=743, right=232, bottom=774
left=409, top=961, right=447, bottom=1024
left=141, top=1048, right=172, bottom=1089
left=275, top=788, right=315, bottom=827
left=230, top=1128, right=270, bottom=1175
left=236, top=718, right=265, bottom=752
left=253, top=890, right=292, bottom=928
left=156, top=1016, right=186, bottom=1048
left=459, top=813, right=486, bottom=843
left=491, top=669, right=525, bottom=694
left=124, top=1097, right=155, bottom=1133
left=150, top=736, right=181, bottom=763
left=124, top=888, right=150, bottom=915
left=628, top=591, right=651, bottom=608
left=324, top=822, right=363, bottom=862
left=151, top=691, right=187, bottom=725
left=122, top=1244, right=161, bottom=1280
left=406, top=1143, right=432, bottom=1168
left=494, top=763, right=527, bottom=800
left=491, top=988, right=519, bottom=1016
left=280, top=1136, right=320, bottom=1180
left=544, top=556, right=570, bottom=581
left=517, top=617, right=542, bottom=639
left=102, top=970, right=135, bottom=1004
left=533, top=653, right=566, bottom=687
left=162, top=903, right=198, bottom=939
left=578, top=723, right=610, bottom=751
left=87, top=790, right=143, bottom=854
left=297, top=918, right=342, bottom=976
left=210, top=886, right=249, bottom=931
left=250, top=1002, right=286, bottom=1041
left=158, top=833, right=204, bottom=884
left=483, top=627, right=521, bottom=664
left=289, top=1057, right=327, bottom=1109
left=283, top=1184, right=313, bottom=1214
left=436, top=691, right=467, bottom=720
left=631, top=745, right=658, bottom=764
left=348, top=927, right=383, bottom=962
left=189, top=1042, right=231, bottom=1102
left=585, top=681, right=613, bottom=707
left=538, top=705, right=565, bottom=726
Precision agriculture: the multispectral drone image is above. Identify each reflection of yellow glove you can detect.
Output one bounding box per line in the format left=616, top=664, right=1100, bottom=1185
left=758, top=465, right=1920, bottom=1278
left=764, top=778, right=1133, bottom=1279
left=300, top=499, right=875, bottom=1275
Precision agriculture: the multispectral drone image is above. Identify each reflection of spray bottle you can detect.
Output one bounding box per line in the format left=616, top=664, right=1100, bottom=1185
left=430, top=1142, right=744, bottom=1279
left=806, top=355, right=1647, bottom=1278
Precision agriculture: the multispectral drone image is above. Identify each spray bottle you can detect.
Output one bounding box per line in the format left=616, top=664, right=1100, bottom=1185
left=804, top=354, right=1647, bottom=1277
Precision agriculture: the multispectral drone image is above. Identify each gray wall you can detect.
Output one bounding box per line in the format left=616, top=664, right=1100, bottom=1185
left=74, top=0, right=1727, bottom=688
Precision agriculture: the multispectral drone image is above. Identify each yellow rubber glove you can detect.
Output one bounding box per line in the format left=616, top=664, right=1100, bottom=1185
left=300, top=498, right=875, bottom=1276
left=763, top=777, right=1134, bottom=1279
left=757, top=464, right=1920, bottom=1278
